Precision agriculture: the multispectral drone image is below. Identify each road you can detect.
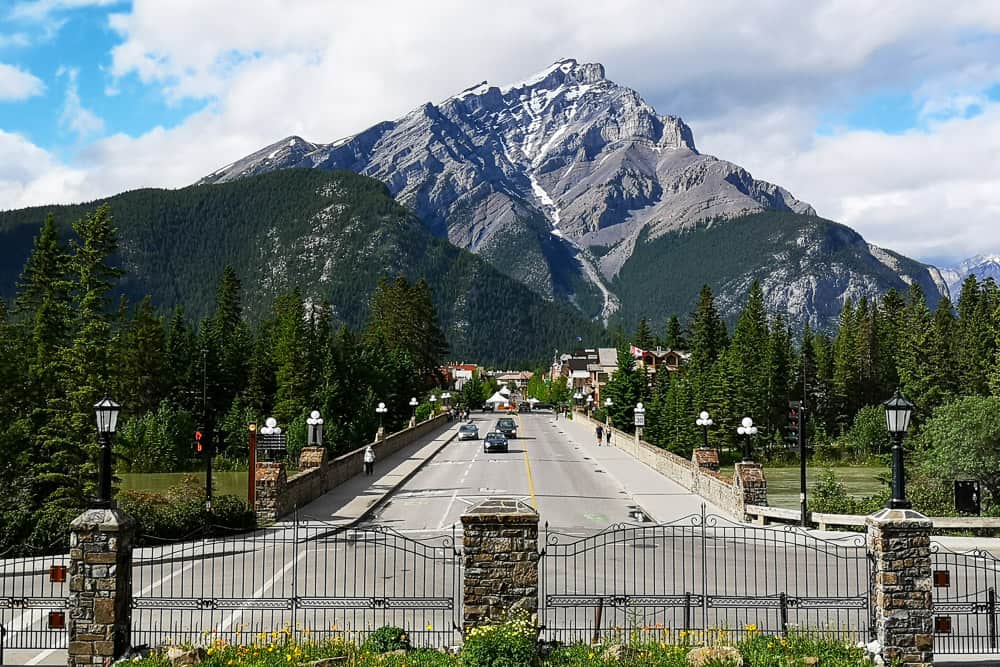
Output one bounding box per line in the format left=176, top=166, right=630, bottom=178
left=3, top=411, right=997, bottom=662
left=360, top=411, right=710, bottom=532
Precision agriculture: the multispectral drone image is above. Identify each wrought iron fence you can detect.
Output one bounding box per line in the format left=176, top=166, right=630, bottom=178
left=130, top=512, right=462, bottom=649
left=539, top=506, right=872, bottom=645
left=931, top=544, right=1000, bottom=654
left=0, top=543, right=68, bottom=663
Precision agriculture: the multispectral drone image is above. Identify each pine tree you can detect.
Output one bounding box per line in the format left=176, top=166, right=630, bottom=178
left=121, top=296, right=167, bottom=415
left=272, top=290, right=312, bottom=422
left=831, top=299, right=860, bottom=429
left=727, top=281, right=769, bottom=430
left=603, top=344, right=645, bottom=431
left=633, top=318, right=654, bottom=350
left=688, top=285, right=728, bottom=411
left=663, top=314, right=687, bottom=350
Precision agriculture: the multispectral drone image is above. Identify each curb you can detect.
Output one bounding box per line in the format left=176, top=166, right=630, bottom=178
left=350, top=425, right=459, bottom=527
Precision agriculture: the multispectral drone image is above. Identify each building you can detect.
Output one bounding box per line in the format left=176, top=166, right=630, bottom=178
left=495, top=371, right=534, bottom=389
left=441, top=363, right=478, bottom=390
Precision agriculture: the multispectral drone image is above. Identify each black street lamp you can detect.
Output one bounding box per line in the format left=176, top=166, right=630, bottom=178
left=376, top=402, right=387, bottom=430
left=93, top=394, right=121, bottom=508
left=737, top=417, right=758, bottom=462
left=696, top=410, right=713, bottom=449
left=604, top=397, right=613, bottom=427
left=409, top=397, right=418, bottom=420
left=884, top=389, right=915, bottom=510
left=586, top=395, right=594, bottom=417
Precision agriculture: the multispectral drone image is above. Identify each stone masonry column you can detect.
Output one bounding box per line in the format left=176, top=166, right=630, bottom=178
left=254, top=461, right=287, bottom=523
left=867, top=508, right=934, bottom=667
left=733, top=461, right=767, bottom=517
left=67, top=507, right=136, bottom=667
left=461, top=498, right=539, bottom=628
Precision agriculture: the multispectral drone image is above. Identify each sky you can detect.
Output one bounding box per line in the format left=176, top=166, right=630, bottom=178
left=0, top=1, right=998, bottom=267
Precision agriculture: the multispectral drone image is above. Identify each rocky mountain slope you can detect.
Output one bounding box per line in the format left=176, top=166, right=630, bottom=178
left=0, top=170, right=605, bottom=366
left=939, top=255, right=1000, bottom=296
left=192, top=59, right=946, bottom=329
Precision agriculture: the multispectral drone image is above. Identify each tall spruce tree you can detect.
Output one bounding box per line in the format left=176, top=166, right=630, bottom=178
left=633, top=318, right=655, bottom=350
left=663, top=314, right=687, bottom=350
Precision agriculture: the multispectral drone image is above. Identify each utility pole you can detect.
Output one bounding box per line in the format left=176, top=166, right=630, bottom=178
left=201, top=348, right=213, bottom=512
left=799, top=353, right=808, bottom=528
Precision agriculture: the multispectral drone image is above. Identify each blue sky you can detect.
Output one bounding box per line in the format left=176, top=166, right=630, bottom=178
left=1, top=1, right=999, bottom=266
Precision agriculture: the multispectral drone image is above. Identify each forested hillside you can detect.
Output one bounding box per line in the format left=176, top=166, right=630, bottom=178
left=0, top=169, right=605, bottom=366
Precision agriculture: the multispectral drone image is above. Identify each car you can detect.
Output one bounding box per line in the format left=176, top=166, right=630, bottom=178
left=483, top=431, right=508, bottom=453
left=495, top=417, right=517, bottom=439
left=458, top=423, right=479, bottom=441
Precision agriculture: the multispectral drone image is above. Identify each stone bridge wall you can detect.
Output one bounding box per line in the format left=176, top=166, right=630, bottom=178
left=255, top=414, right=449, bottom=522
left=584, top=414, right=766, bottom=519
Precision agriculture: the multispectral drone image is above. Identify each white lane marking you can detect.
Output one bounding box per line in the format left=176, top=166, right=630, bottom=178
left=21, top=544, right=205, bottom=665
left=435, top=436, right=481, bottom=529
left=217, top=547, right=304, bottom=633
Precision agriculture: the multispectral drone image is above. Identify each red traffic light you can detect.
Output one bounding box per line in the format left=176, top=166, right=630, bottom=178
left=195, top=428, right=204, bottom=453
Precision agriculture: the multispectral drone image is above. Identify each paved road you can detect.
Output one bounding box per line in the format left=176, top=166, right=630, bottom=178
left=366, top=411, right=713, bottom=533
left=4, top=411, right=1000, bottom=662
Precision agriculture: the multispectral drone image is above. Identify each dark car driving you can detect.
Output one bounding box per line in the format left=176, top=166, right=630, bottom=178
left=458, top=423, right=479, bottom=441
left=495, top=417, right=517, bottom=439
left=483, top=431, right=508, bottom=453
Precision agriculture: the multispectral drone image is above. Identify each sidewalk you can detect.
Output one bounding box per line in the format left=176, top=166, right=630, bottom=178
left=291, top=421, right=458, bottom=525
left=554, top=413, right=726, bottom=521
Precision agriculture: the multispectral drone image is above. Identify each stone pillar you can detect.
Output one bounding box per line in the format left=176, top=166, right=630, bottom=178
left=67, top=507, right=136, bottom=667
left=867, top=508, right=933, bottom=667
left=692, top=448, right=720, bottom=472
left=461, top=498, right=539, bottom=628
left=254, top=461, right=287, bottom=523
left=298, top=446, right=326, bottom=470
left=733, top=462, right=767, bottom=515
left=376, top=426, right=386, bottom=442
left=409, top=416, right=416, bottom=429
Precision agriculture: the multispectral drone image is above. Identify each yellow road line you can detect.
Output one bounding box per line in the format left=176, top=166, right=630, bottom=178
left=521, top=418, right=537, bottom=509
left=522, top=447, right=537, bottom=509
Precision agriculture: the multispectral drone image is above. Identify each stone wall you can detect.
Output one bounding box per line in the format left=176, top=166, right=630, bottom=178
left=867, top=508, right=934, bottom=667
left=733, top=462, right=768, bottom=515
left=587, top=415, right=766, bottom=518
left=461, top=498, right=539, bottom=628
left=67, top=507, right=135, bottom=666
left=254, top=414, right=449, bottom=522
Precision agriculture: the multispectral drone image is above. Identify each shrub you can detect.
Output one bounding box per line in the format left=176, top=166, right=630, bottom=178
left=461, top=612, right=536, bottom=667
left=117, top=477, right=255, bottom=541
left=363, top=625, right=410, bottom=654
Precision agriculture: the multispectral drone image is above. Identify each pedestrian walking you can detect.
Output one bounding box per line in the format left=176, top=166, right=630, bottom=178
left=605, top=427, right=611, bottom=446
left=595, top=424, right=604, bottom=446
left=363, top=445, right=375, bottom=476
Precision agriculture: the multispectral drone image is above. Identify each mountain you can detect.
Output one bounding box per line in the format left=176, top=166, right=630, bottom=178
left=0, top=169, right=605, bottom=366
left=199, top=58, right=945, bottom=329
left=939, top=255, right=1000, bottom=297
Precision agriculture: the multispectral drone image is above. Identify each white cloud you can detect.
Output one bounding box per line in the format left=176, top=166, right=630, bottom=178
left=0, top=62, right=44, bottom=100
left=0, top=130, right=88, bottom=210
left=57, top=67, right=104, bottom=138
left=3, top=0, right=1000, bottom=265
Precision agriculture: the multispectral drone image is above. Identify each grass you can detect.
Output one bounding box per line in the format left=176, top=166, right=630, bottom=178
left=119, top=471, right=249, bottom=500
left=765, top=464, right=885, bottom=510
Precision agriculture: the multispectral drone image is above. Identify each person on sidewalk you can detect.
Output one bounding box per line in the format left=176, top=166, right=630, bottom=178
left=595, top=424, right=604, bottom=446
left=363, top=445, right=376, bottom=476
left=605, top=427, right=611, bottom=446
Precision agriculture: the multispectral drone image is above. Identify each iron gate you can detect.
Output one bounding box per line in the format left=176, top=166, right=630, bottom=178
left=539, top=506, right=872, bottom=644
left=0, top=544, right=68, bottom=664
left=931, top=545, right=1000, bottom=654
left=131, top=513, right=462, bottom=648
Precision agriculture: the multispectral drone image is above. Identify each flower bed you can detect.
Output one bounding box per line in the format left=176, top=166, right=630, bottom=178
left=131, top=622, right=889, bottom=667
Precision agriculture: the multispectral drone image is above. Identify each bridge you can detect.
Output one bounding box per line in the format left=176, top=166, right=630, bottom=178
left=2, top=411, right=997, bottom=665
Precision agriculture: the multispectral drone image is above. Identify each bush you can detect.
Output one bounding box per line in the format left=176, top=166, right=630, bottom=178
left=809, top=468, right=885, bottom=515
left=117, top=476, right=255, bottom=541
left=363, top=625, right=410, bottom=654
left=461, top=612, right=536, bottom=667
left=739, top=631, right=876, bottom=666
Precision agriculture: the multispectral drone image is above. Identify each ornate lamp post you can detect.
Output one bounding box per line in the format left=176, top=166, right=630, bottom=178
left=307, top=410, right=324, bottom=447
left=573, top=391, right=583, bottom=409
left=586, top=394, right=594, bottom=418
left=375, top=401, right=387, bottom=434
left=634, top=402, right=645, bottom=440
left=696, top=410, right=713, bottom=449
left=409, top=397, right=418, bottom=422
left=93, top=394, right=122, bottom=508
left=429, top=394, right=438, bottom=414
left=604, top=397, right=613, bottom=427
left=442, top=391, right=452, bottom=408
left=884, top=390, right=915, bottom=510
left=737, top=417, right=758, bottom=462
